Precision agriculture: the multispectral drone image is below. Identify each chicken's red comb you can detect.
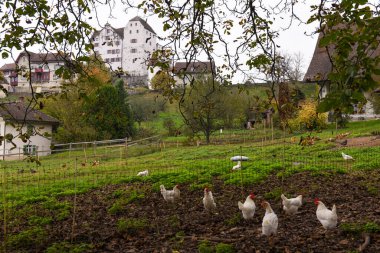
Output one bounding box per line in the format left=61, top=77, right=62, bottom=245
left=314, top=198, right=320, bottom=204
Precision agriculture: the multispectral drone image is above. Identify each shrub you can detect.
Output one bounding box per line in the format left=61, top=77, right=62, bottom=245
left=163, top=118, right=177, bottom=136
left=289, top=100, right=328, bottom=131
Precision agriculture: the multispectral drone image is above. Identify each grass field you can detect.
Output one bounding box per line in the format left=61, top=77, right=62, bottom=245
left=1, top=120, right=380, bottom=205
left=0, top=119, right=380, bottom=252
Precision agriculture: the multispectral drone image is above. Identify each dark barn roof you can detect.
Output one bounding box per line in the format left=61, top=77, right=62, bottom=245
left=173, top=61, right=215, bottom=74
left=0, top=102, right=59, bottom=125
left=15, top=51, right=68, bottom=64
left=304, top=28, right=380, bottom=83
left=92, top=24, right=124, bottom=40
left=303, top=33, right=333, bottom=82
left=0, top=63, right=16, bottom=71
left=130, top=16, right=156, bottom=35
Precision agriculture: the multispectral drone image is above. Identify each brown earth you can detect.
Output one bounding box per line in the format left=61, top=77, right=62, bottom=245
left=344, top=136, right=380, bottom=147
left=17, top=170, right=378, bottom=253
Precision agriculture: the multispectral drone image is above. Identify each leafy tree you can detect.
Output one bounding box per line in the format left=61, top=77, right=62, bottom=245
left=84, top=82, right=135, bottom=140
left=129, top=93, right=166, bottom=126
left=151, top=71, right=175, bottom=90
left=43, top=63, right=120, bottom=142
left=288, top=100, right=328, bottom=132
left=309, top=2, right=380, bottom=115
left=181, top=77, right=225, bottom=144
left=115, top=79, right=135, bottom=136
left=1, top=0, right=379, bottom=136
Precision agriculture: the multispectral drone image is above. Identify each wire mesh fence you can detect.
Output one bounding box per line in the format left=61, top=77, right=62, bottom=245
left=0, top=131, right=379, bottom=250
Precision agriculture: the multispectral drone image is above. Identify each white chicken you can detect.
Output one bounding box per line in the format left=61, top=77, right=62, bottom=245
left=160, top=185, right=180, bottom=202
left=341, top=152, right=354, bottom=160
left=281, top=194, right=302, bottom=215
left=238, top=193, right=256, bottom=220
left=261, top=201, right=278, bottom=236
left=314, top=198, right=338, bottom=229
left=203, top=188, right=216, bottom=212
left=137, top=170, right=149, bottom=176
left=232, top=161, right=242, bottom=170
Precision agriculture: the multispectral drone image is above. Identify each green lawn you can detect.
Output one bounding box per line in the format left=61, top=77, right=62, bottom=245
left=1, top=119, right=380, bottom=252
left=1, top=119, right=380, bottom=208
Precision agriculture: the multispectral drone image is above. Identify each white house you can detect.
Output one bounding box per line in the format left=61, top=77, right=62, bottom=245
left=92, top=16, right=160, bottom=87
left=92, top=24, right=124, bottom=70
left=0, top=51, right=67, bottom=94
left=0, top=102, right=59, bottom=160
left=173, top=61, right=215, bottom=87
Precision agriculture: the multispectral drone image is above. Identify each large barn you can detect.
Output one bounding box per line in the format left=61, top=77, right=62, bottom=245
left=304, top=32, right=380, bottom=119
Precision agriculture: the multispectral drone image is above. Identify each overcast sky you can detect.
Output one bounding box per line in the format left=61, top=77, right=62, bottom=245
left=90, top=1, right=320, bottom=82
left=1, top=1, right=321, bottom=83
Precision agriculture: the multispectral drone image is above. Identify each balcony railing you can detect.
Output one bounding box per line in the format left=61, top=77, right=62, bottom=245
left=31, top=79, right=50, bottom=83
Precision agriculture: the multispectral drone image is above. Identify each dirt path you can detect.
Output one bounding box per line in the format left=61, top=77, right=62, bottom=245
left=344, top=136, right=380, bottom=147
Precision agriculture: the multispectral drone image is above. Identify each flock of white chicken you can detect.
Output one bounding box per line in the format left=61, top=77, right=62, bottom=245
left=145, top=152, right=344, bottom=237
left=160, top=185, right=338, bottom=236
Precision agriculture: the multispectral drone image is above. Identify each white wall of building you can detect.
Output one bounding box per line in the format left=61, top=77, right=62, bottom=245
left=122, top=20, right=157, bottom=77
left=16, top=55, right=65, bottom=93
left=92, top=25, right=123, bottom=70
left=0, top=119, right=54, bottom=160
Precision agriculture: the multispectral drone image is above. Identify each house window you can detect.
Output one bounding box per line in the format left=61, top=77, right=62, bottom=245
left=131, top=39, right=137, bottom=43
left=107, top=29, right=110, bottom=34
left=115, top=41, right=120, bottom=46
left=116, top=49, right=120, bottom=54
left=44, top=65, right=49, bottom=70
left=135, top=23, right=137, bottom=26
left=107, top=42, right=113, bottom=46
left=131, top=49, right=137, bottom=53
left=136, top=30, right=139, bottom=33
left=23, top=145, right=36, bottom=155
left=130, top=23, right=132, bottom=26
left=94, top=43, right=99, bottom=47
left=129, top=30, right=132, bottom=34
left=107, top=50, right=112, bottom=54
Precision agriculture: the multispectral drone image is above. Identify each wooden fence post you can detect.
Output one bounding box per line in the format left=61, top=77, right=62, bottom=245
left=124, top=138, right=128, bottom=159
left=93, top=141, right=96, bottom=157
